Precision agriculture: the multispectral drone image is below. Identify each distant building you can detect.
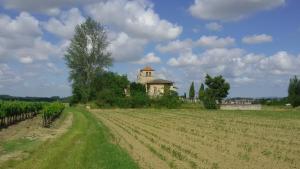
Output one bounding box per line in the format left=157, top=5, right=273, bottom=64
left=221, top=98, right=262, bottom=110
left=137, top=66, right=176, bottom=97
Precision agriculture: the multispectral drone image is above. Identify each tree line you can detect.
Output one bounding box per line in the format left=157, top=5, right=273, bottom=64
left=64, top=18, right=299, bottom=109
left=187, top=75, right=230, bottom=109
left=65, top=18, right=181, bottom=108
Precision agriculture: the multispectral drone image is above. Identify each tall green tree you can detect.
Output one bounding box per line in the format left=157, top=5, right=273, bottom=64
left=189, top=81, right=195, bottom=100
left=288, top=76, right=300, bottom=107
left=130, top=82, right=146, bottom=96
left=204, top=74, right=230, bottom=107
left=65, top=18, right=112, bottom=103
left=93, top=72, right=129, bottom=107
left=198, top=83, right=205, bottom=101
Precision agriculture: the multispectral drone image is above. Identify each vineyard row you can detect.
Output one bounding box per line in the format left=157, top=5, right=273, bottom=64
left=0, top=101, right=65, bottom=128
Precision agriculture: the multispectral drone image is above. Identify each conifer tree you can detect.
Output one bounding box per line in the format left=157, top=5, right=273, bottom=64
left=189, top=82, right=195, bottom=100
left=198, top=83, right=205, bottom=101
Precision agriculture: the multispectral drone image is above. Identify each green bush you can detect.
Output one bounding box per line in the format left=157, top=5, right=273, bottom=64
left=114, top=97, right=131, bottom=108
left=130, top=93, right=150, bottom=108
left=151, top=91, right=182, bottom=109
left=288, top=76, right=300, bottom=107
left=203, top=94, right=218, bottom=109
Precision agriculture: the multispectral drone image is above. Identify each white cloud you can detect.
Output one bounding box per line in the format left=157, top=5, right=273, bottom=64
left=233, top=77, right=255, bottom=84
left=45, top=8, right=61, bottom=16
left=0, top=64, right=22, bottom=85
left=43, top=8, right=85, bottom=39
left=196, top=36, right=235, bottom=48
left=168, top=51, right=199, bottom=67
left=85, top=0, right=182, bottom=41
left=157, top=36, right=235, bottom=54
left=156, top=39, right=193, bottom=53
left=205, top=22, right=222, bottom=31
left=108, top=32, right=147, bottom=62
left=259, top=51, right=299, bottom=75
left=1, top=0, right=99, bottom=14
left=167, top=48, right=300, bottom=85
left=189, top=0, right=285, bottom=21
left=46, top=62, right=62, bottom=74
left=19, top=56, right=33, bottom=64
left=242, top=34, right=273, bottom=44
left=0, top=12, right=41, bottom=46
left=135, top=53, right=161, bottom=65
left=0, top=12, right=59, bottom=63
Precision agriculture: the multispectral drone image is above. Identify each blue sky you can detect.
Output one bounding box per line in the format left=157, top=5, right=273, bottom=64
left=0, top=0, right=299, bottom=97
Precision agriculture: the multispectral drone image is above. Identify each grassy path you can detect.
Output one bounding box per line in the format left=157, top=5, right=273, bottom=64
left=1, top=107, right=138, bottom=169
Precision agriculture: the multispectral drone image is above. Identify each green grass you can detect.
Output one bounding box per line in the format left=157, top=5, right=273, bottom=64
left=1, top=107, right=139, bottom=169
left=1, top=138, right=39, bottom=153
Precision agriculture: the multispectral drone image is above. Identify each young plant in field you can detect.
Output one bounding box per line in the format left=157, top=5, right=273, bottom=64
left=0, top=101, right=44, bottom=128
left=42, top=102, right=65, bottom=127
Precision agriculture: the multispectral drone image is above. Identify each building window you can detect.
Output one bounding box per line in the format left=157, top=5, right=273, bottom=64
left=149, top=72, right=151, bottom=76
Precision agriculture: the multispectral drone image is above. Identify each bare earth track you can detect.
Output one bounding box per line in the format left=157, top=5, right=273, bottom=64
left=91, top=109, right=300, bottom=169
left=0, top=112, right=73, bottom=165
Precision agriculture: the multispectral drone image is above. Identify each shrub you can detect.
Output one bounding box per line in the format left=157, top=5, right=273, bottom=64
left=288, top=76, right=300, bottom=107
left=130, top=82, right=146, bottom=96
left=203, top=92, right=218, bottom=109
left=130, top=92, right=150, bottom=108
left=152, top=91, right=182, bottom=109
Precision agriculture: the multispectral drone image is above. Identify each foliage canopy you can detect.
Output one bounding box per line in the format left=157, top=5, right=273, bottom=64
left=288, top=76, right=300, bottom=107
left=65, top=18, right=112, bottom=103
left=203, top=74, right=230, bottom=109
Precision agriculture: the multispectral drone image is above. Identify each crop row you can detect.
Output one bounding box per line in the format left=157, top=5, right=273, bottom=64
left=0, top=101, right=65, bottom=128
left=42, top=102, right=65, bottom=127
left=94, top=109, right=300, bottom=169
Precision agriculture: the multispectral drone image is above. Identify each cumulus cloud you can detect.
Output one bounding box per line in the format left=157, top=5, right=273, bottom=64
left=43, top=8, right=85, bottom=39
left=242, top=34, right=273, bottom=44
left=205, top=22, right=223, bottom=31
left=0, top=12, right=41, bottom=47
left=156, top=39, right=193, bottom=53
left=167, top=48, right=300, bottom=85
left=1, top=0, right=99, bottom=14
left=259, top=51, right=298, bottom=75
left=189, top=0, right=285, bottom=21
left=196, top=36, right=235, bottom=48
left=85, top=0, right=182, bottom=41
left=157, top=36, right=235, bottom=54
left=168, top=51, right=199, bottom=67
left=233, top=77, right=255, bottom=84
left=134, top=53, right=161, bottom=65
left=0, top=12, right=59, bottom=63
left=0, top=64, right=22, bottom=86
left=108, top=32, right=147, bottom=62
left=46, top=62, right=62, bottom=74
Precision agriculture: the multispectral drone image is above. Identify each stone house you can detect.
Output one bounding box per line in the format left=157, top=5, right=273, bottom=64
left=137, top=66, right=176, bottom=97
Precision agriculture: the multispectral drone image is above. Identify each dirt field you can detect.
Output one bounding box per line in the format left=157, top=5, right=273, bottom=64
left=92, top=109, right=300, bottom=169
left=0, top=112, right=73, bottom=166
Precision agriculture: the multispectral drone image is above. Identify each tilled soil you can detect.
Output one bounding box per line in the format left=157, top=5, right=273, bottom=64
left=91, top=109, right=300, bottom=169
